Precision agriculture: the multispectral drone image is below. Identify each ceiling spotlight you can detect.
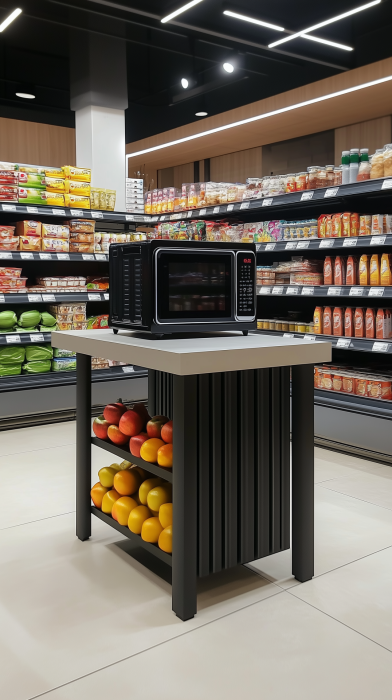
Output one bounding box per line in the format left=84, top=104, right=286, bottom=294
left=15, top=92, right=35, bottom=99
left=181, top=78, right=189, bottom=89
left=195, top=111, right=208, bottom=116
left=223, top=62, right=234, bottom=73
left=0, top=8, right=22, bottom=33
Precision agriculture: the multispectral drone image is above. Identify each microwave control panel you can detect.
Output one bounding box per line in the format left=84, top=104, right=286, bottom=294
left=236, top=252, right=256, bottom=319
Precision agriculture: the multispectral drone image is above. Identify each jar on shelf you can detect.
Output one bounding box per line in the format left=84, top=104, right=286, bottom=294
left=333, top=167, right=342, bottom=185
left=357, top=150, right=371, bottom=181
left=383, top=144, right=392, bottom=177
left=326, top=165, right=335, bottom=186
left=308, top=167, right=319, bottom=189
left=285, top=174, right=296, bottom=193
left=295, top=172, right=307, bottom=191
left=370, top=149, right=385, bottom=179
left=316, top=166, right=327, bottom=189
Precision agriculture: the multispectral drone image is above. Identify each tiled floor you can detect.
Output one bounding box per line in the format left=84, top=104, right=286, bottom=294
left=1, top=423, right=392, bottom=699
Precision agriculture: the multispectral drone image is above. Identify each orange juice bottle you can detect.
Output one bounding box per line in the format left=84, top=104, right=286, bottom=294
left=359, top=254, right=369, bottom=285
left=323, top=307, right=332, bottom=335
left=354, top=307, right=365, bottom=337
left=365, top=308, right=375, bottom=338
left=370, top=254, right=380, bottom=286
left=313, top=307, right=323, bottom=334
left=380, top=253, right=392, bottom=285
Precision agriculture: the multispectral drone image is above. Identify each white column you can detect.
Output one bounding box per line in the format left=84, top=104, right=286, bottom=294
left=75, top=105, right=126, bottom=211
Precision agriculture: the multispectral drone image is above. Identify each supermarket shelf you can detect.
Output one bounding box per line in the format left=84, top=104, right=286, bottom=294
left=0, top=202, right=151, bottom=224
left=91, top=506, right=172, bottom=566
left=0, top=365, right=148, bottom=392
left=257, top=284, right=392, bottom=298
left=0, top=331, right=52, bottom=345
left=0, top=251, right=108, bottom=262
left=0, top=291, right=109, bottom=303
left=314, top=388, right=392, bottom=421
left=255, top=329, right=392, bottom=353
left=256, top=235, right=392, bottom=253
left=91, top=436, right=173, bottom=483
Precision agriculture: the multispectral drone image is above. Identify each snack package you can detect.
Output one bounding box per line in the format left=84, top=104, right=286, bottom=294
left=67, top=219, right=95, bottom=233
left=42, top=224, right=70, bottom=239
left=0, top=185, right=18, bottom=201
left=62, top=166, right=91, bottom=182
left=18, top=172, right=45, bottom=189
left=69, top=242, right=94, bottom=253
left=41, top=238, right=70, bottom=252
left=19, top=236, right=41, bottom=251
left=45, top=192, right=65, bottom=207
left=53, top=348, right=76, bottom=358
left=86, top=276, right=109, bottom=290
left=87, top=314, right=109, bottom=329
left=18, top=188, right=48, bottom=205
left=0, top=266, right=21, bottom=277
left=45, top=177, right=66, bottom=193
left=45, top=168, right=64, bottom=178
left=0, top=171, right=18, bottom=185
left=52, top=357, right=77, bottom=371
left=69, top=232, right=94, bottom=243
left=65, top=180, right=91, bottom=197
left=0, top=226, right=15, bottom=239
left=64, top=194, right=90, bottom=209
left=16, top=220, right=42, bottom=237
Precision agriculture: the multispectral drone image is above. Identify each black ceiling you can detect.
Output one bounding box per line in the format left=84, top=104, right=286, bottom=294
left=0, top=0, right=391, bottom=142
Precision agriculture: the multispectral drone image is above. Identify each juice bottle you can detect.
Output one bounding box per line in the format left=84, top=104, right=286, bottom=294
left=346, top=255, right=357, bottom=285
left=313, top=306, right=323, bottom=334
left=323, top=306, right=332, bottom=335
left=333, top=307, right=343, bottom=336
left=334, top=256, right=346, bottom=285
left=323, top=256, right=333, bottom=285
left=380, top=253, right=392, bottom=285
left=376, top=309, right=386, bottom=339
left=342, top=213, right=351, bottom=237
left=365, top=308, right=375, bottom=338
left=354, top=307, right=365, bottom=337
left=370, top=254, right=380, bottom=286
left=345, top=307, right=354, bottom=337
left=350, top=213, right=359, bottom=237
left=359, top=254, right=369, bottom=285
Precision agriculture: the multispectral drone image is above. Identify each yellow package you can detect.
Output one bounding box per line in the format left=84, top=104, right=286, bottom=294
left=62, top=166, right=91, bottom=182
left=359, top=255, right=369, bottom=285
left=65, top=180, right=91, bottom=197
left=45, top=168, right=64, bottom=178
left=64, top=194, right=90, bottom=209
left=90, top=188, right=101, bottom=209
left=380, top=253, right=392, bottom=286
left=45, top=177, right=66, bottom=193
left=45, top=191, right=65, bottom=207
left=370, top=254, right=380, bottom=286
left=99, top=189, right=108, bottom=210
left=106, top=189, right=116, bottom=211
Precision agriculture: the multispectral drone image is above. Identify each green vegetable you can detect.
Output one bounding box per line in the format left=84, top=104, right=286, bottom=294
left=0, top=311, right=17, bottom=329
left=39, top=325, right=57, bottom=332
left=14, top=326, right=37, bottom=332
left=25, top=344, right=53, bottom=361
left=40, top=311, right=57, bottom=327
left=0, top=363, right=22, bottom=376
left=18, top=310, right=41, bottom=328
left=0, top=346, right=25, bottom=364
left=0, top=328, right=18, bottom=334
left=22, top=360, right=51, bottom=374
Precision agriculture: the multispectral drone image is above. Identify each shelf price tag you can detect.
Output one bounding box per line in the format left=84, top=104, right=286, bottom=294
left=30, top=333, right=45, bottom=342
left=286, top=287, right=299, bottom=295
left=372, top=342, right=390, bottom=352
left=370, top=236, right=386, bottom=245
left=319, top=239, right=334, bottom=248
left=28, top=294, right=42, bottom=302
left=151, top=216, right=159, bottom=221
left=272, top=286, right=284, bottom=294
left=305, top=335, right=316, bottom=341
left=227, top=204, right=234, bottom=212
left=88, top=293, right=101, bottom=301
left=262, top=198, right=273, bottom=207
left=91, top=211, right=103, bottom=219
left=349, top=287, right=364, bottom=296
left=0, top=294, right=5, bottom=303
left=283, top=333, right=294, bottom=338
left=381, top=179, right=392, bottom=189
left=302, top=287, right=314, bottom=295
left=42, top=294, right=56, bottom=301
left=328, top=287, right=341, bottom=295
left=258, top=287, right=271, bottom=294
left=57, top=253, right=70, bottom=260
left=20, top=252, right=34, bottom=260
left=199, top=208, right=207, bottom=215
left=343, top=238, right=357, bottom=247
left=0, top=252, right=13, bottom=259
left=6, top=335, right=20, bottom=343
left=213, top=206, right=220, bottom=214
left=324, top=187, right=339, bottom=198
left=52, top=209, right=66, bottom=216
left=122, top=366, right=135, bottom=373
left=170, top=213, right=181, bottom=220
left=187, top=211, right=193, bottom=218
left=368, top=288, right=384, bottom=297
left=240, top=201, right=250, bottom=210
left=297, top=240, right=310, bottom=249
left=2, top=204, right=16, bottom=211
left=104, top=293, right=109, bottom=300
left=336, top=338, right=351, bottom=348
left=70, top=209, right=84, bottom=217
left=256, top=243, right=262, bottom=251
left=39, top=253, right=52, bottom=260
left=82, top=254, right=95, bottom=260
left=95, top=254, right=106, bottom=261
left=301, top=191, right=314, bottom=201
left=285, top=241, right=297, bottom=250
left=125, top=215, right=135, bottom=221
left=265, top=242, right=276, bottom=251
left=26, top=206, right=38, bottom=214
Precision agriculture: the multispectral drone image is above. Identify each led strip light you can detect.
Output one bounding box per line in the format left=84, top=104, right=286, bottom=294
left=127, top=74, right=392, bottom=160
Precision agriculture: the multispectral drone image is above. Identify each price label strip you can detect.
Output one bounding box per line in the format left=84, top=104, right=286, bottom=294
left=302, top=287, right=315, bottom=295
left=187, top=211, right=193, bottom=218
left=283, top=333, right=294, bottom=338
left=368, top=288, right=384, bottom=297
left=336, top=338, right=351, bottom=349
left=95, top=254, right=106, bottom=261
left=2, top=204, right=16, bottom=211
left=372, top=342, right=390, bottom=352
left=91, top=211, right=103, bottom=219
left=328, top=287, right=341, bottom=296
left=70, top=210, right=84, bottom=217
left=213, top=206, right=220, bottom=214
left=52, top=209, right=66, bottom=216
left=227, top=204, right=234, bottom=212
left=39, top=253, right=52, bottom=260
left=297, top=240, right=309, bottom=249
left=104, top=293, right=109, bottom=300
left=42, top=294, right=56, bottom=302
left=305, top=335, right=316, bottom=341
left=262, top=198, right=273, bottom=207
left=6, top=335, right=21, bottom=343
left=301, top=191, right=314, bottom=201
left=28, top=294, right=42, bottom=302
left=122, top=366, right=135, bottom=373
left=0, top=252, right=13, bottom=259
left=265, top=243, right=275, bottom=251
left=319, top=239, right=334, bottom=248
left=82, top=254, right=94, bottom=260
left=88, top=293, right=101, bottom=301
left=57, top=253, right=70, bottom=260
left=20, top=252, right=34, bottom=260
left=240, top=201, right=250, bottom=210
left=343, top=238, right=357, bottom=247
left=258, top=287, right=271, bottom=295
left=371, top=236, right=386, bottom=245
left=286, top=287, right=299, bottom=295
left=272, top=286, right=284, bottom=295
left=26, top=206, right=38, bottom=214
left=30, top=333, right=45, bottom=342
left=349, top=287, right=364, bottom=296
left=285, top=241, right=297, bottom=250
left=324, top=187, right=339, bottom=198
left=0, top=294, right=5, bottom=303
left=381, top=179, right=392, bottom=189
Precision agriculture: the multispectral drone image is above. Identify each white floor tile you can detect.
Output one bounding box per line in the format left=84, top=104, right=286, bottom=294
left=321, top=468, right=392, bottom=511
left=35, top=592, right=392, bottom=700
left=291, top=546, right=392, bottom=651
left=314, top=447, right=390, bottom=484
left=248, top=485, right=392, bottom=588
left=0, top=420, right=76, bottom=456
left=0, top=513, right=278, bottom=700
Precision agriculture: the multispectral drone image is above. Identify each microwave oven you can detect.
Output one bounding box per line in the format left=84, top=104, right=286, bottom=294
left=109, top=240, right=256, bottom=335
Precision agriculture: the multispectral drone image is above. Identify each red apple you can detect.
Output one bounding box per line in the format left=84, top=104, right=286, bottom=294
left=161, top=420, right=173, bottom=444
left=107, top=424, right=129, bottom=445
left=118, top=409, right=144, bottom=437
left=103, top=400, right=127, bottom=425
left=132, top=402, right=150, bottom=427
left=93, top=415, right=110, bottom=440
left=130, top=432, right=148, bottom=458
left=146, top=415, right=169, bottom=439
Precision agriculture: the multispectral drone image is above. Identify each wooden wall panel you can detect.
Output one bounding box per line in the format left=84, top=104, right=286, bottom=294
left=210, top=147, right=262, bottom=183
left=334, top=116, right=391, bottom=162
left=0, top=117, right=75, bottom=166
left=262, top=131, right=334, bottom=175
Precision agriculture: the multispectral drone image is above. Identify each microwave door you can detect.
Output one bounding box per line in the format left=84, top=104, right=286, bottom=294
left=155, top=249, right=235, bottom=325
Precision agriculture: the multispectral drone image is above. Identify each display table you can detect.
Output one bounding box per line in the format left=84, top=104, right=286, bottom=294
left=52, top=329, right=331, bottom=621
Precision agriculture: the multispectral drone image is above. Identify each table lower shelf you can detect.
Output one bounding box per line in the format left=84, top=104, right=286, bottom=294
left=91, top=436, right=173, bottom=482
left=91, top=506, right=172, bottom=566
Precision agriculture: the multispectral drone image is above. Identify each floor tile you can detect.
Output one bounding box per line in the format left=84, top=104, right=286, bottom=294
left=0, top=421, right=76, bottom=456
left=321, top=468, right=392, bottom=511
left=314, top=447, right=390, bottom=484
left=0, top=513, right=278, bottom=700
left=36, top=592, right=392, bottom=700
left=291, top=546, right=392, bottom=651
left=248, top=485, right=392, bottom=588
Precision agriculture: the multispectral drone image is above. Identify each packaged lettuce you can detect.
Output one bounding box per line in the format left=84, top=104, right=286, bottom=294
left=53, top=348, right=76, bottom=358
left=0, top=346, right=25, bottom=364
left=25, top=344, right=53, bottom=361
left=39, top=325, right=57, bottom=332
left=0, top=363, right=22, bottom=376
left=40, top=311, right=57, bottom=327
left=22, top=360, right=51, bottom=374
left=52, top=357, right=77, bottom=371
left=14, top=326, right=37, bottom=332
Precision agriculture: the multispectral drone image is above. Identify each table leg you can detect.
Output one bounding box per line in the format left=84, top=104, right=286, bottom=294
left=76, top=353, right=91, bottom=541
left=292, top=364, right=314, bottom=582
left=172, top=374, right=198, bottom=620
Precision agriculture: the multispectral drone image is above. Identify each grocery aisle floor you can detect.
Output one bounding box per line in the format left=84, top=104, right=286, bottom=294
left=1, top=423, right=392, bottom=700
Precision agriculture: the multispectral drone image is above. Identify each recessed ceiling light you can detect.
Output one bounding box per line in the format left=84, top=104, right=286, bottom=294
left=223, top=10, right=284, bottom=32
left=127, top=74, right=392, bottom=159
left=0, top=7, right=22, bottom=33
left=15, top=92, right=35, bottom=99
left=181, top=78, right=189, bottom=89
left=195, top=111, right=208, bottom=116
left=161, top=0, right=204, bottom=24
left=223, top=62, right=234, bottom=73
left=269, top=0, right=381, bottom=48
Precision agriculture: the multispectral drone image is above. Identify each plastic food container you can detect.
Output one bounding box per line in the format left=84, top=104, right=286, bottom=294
left=56, top=322, right=73, bottom=330
left=0, top=277, right=27, bottom=288
left=72, top=322, right=88, bottom=330
left=41, top=239, right=70, bottom=253
left=0, top=267, right=22, bottom=277
left=19, top=236, right=41, bottom=251
left=0, top=238, right=19, bottom=250
left=49, top=304, right=86, bottom=314
left=0, top=226, right=16, bottom=238
left=54, top=313, right=74, bottom=322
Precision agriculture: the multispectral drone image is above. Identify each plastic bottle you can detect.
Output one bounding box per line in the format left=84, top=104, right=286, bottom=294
left=333, top=307, right=344, bottom=336
left=349, top=148, right=360, bottom=184
left=341, top=151, right=350, bottom=185
left=359, top=254, right=369, bottom=285
left=380, top=253, right=392, bottom=285
left=323, top=307, right=332, bottom=335
left=370, top=254, right=380, bottom=286
left=354, top=307, right=365, bottom=337
left=376, top=309, right=386, bottom=339
left=346, top=255, right=357, bottom=286
left=313, top=307, right=323, bottom=334
left=365, top=308, right=375, bottom=338
left=357, top=148, right=371, bottom=181
left=345, top=307, right=354, bottom=337
left=334, top=256, right=346, bottom=285
left=323, top=256, right=333, bottom=285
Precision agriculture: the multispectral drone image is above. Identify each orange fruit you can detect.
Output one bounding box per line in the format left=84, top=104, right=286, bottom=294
left=113, top=469, right=141, bottom=496
left=158, top=526, right=172, bottom=553
left=147, top=484, right=172, bottom=512
left=141, top=517, right=163, bottom=543
left=132, top=465, right=150, bottom=481
left=139, top=477, right=163, bottom=505
left=90, top=482, right=108, bottom=509
left=101, top=489, right=121, bottom=515
left=128, top=505, right=152, bottom=534
left=157, top=443, right=173, bottom=468
left=159, top=502, right=173, bottom=529
left=112, top=496, right=138, bottom=526
left=140, top=438, right=165, bottom=464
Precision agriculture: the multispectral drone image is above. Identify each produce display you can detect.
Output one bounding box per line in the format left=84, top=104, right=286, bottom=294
left=93, top=400, right=173, bottom=469
left=315, top=363, right=392, bottom=401
left=0, top=343, right=53, bottom=376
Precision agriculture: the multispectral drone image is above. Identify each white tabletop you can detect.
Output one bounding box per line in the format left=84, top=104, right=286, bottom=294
left=51, top=329, right=331, bottom=376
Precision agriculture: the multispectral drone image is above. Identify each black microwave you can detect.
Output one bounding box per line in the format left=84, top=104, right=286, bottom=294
left=109, top=240, right=256, bottom=335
